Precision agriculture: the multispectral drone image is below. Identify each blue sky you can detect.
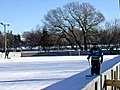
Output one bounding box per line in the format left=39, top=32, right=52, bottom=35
left=0, top=0, right=119, bottom=34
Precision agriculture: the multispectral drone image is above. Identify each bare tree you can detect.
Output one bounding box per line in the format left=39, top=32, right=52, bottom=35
left=104, top=19, right=120, bottom=49
left=64, top=2, right=105, bottom=50
left=43, top=2, right=105, bottom=50
left=41, top=30, right=53, bottom=52
left=22, top=31, right=40, bottom=49
left=0, top=31, right=4, bottom=50
left=43, top=7, right=81, bottom=50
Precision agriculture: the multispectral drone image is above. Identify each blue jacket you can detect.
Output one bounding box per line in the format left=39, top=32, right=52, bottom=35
left=88, top=47, right=103, bottom=62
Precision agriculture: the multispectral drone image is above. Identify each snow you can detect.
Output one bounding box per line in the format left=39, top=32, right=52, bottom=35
left=0, top=55, right=117, bottom=90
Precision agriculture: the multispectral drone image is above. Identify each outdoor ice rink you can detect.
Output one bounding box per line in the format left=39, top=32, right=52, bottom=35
left=0, top=55, right=117, bottom=90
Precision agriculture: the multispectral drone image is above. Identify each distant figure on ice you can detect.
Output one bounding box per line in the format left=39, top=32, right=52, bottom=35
left=109, top=46, right=114, bottom=55
left=87, top=43, right=103, bottom=75
left=5, top=49, right=9, bottom=59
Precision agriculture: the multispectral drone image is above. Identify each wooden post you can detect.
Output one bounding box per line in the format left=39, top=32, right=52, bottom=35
left=111, top=69, right=113, bottom=79
left=100, top=75, right=102, bottom=90
left=95, top=82, right=98, bottom=90
left=114, top=71, right=117, bottom=90
left=119, top=64, right=120, bottom=80
left=104, top=75, right=107, bottom=90
left=111, top=69, right=113, bottom=90
left=119, top=64, right=120, bottom=90
left=116, top=66, right=118, bottom=80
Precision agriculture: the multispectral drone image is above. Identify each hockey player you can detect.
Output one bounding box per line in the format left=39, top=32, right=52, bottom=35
left=87, top=43, right=103, bottom=75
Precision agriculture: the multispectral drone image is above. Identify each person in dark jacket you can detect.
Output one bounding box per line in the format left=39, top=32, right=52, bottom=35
left=5, top=49, right=9, bottom=59
left=87, top=43, right=103, bottom=75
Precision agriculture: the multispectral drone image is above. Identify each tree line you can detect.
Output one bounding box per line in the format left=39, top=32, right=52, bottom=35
left=22, top=19, right=120, bottom=52
left=23, top=2, right=120, bottom=51
left=1, top=2, right=120, bottom=52
left=0, top=31, right=21, bottom=51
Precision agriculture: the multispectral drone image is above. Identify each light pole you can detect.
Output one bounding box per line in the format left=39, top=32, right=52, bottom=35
left=0, top=22, right=10, bottom=59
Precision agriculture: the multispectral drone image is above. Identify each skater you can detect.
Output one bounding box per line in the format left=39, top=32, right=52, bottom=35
left=87, top=42, right=103, bottom=75
left=109, top=46, right=114, bottom=55
left=5, top=49, right=9, bottom=59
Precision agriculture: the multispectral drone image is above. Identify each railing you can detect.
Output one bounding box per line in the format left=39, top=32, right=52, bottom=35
left=82, top=56, right=120, bottom=90
left=0, top=52, right=21, bottom=59
left=43, top=56, right=120, bottom=90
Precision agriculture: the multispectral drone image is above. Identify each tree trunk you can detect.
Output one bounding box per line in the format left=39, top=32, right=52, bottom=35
left=83, top=32, right=87, bottom=50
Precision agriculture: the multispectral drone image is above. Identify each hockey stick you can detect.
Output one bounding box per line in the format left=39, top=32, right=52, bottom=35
left=86, top=59, right=93, bottom=77
left=87, top=55, right=91, bottom=67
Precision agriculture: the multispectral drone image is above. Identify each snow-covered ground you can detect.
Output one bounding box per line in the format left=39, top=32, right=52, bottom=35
left=0, top=55, right=117, bottom=90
